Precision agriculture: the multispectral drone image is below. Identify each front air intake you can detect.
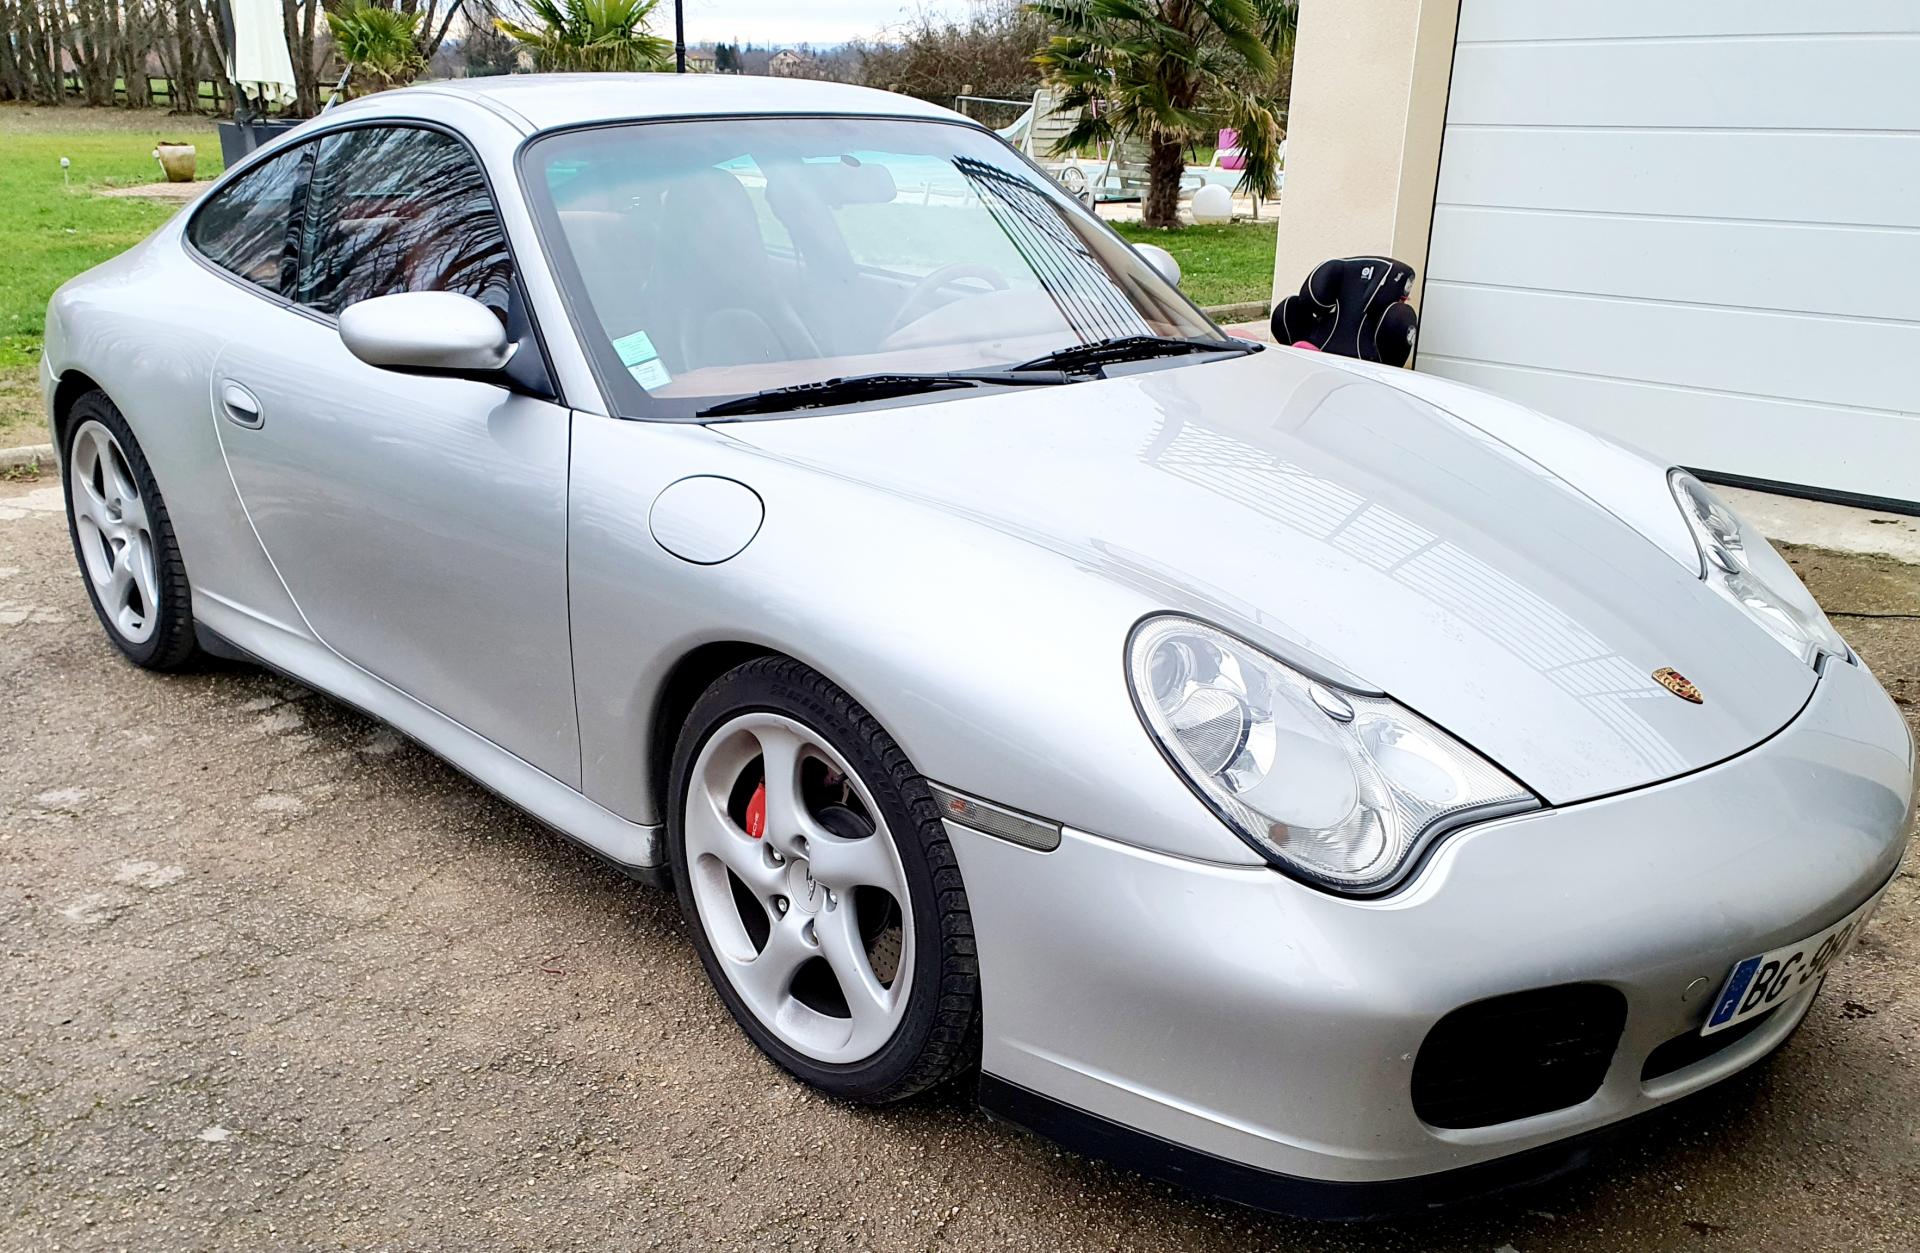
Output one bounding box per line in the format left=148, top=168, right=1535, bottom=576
left=1412, top=984, right=1627, bottom=1129
left=1641, top=1007, right=1777, bottom=1083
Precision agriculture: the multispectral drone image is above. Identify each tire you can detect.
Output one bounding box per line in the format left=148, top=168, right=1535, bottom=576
left=667, top=656, right=980, bottom=1103
left=61, top=391, right=200, bottom=671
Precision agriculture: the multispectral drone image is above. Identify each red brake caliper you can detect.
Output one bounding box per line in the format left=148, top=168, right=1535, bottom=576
left=745, top=780, right=767, bottom=839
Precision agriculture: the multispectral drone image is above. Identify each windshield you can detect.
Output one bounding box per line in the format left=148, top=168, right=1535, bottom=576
left=521, top=115, right=1230, bottom=418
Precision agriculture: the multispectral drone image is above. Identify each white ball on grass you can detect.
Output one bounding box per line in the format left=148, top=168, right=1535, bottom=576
left=1190, top=184, right=1234, bottom=224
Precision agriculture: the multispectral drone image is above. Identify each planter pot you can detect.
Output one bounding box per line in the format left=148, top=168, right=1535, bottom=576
left=216, top=119, right=304, bottom=167
left=155, top=142, right=197, bottom=183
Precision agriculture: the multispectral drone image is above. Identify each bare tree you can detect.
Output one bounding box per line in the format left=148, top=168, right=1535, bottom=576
left=120, top=0, right=154, bottom=107
left=0, top=0, right=456, bottom=113
left=64, top=0, right=115, bottom=104
left=193, top=0, right=240, bottom=114
left=163, top=0, right=204, bottom=110
left=392, top=0, right=464, bottom=67
left=280, top=0, right=326, bottom=114
left=460, top=2, right=518, bottom=77
left=16, top=0, right=66, bottom=104
left=0, top=0, right=34, bottom=100
left=857, top=1, right=1050, bottom=108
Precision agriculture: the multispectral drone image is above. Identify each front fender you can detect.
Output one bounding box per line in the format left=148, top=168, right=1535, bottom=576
left=1312, top=352, right=1699, bottom=573
left=566, top=412, right=1262, bottom=867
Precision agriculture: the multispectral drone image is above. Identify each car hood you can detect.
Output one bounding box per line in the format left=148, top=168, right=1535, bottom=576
left=720, top=348, right=1817, bottom=805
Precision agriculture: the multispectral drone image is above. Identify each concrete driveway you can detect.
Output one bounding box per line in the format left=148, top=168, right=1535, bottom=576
left=3, top=473, right=1916, bottom=1251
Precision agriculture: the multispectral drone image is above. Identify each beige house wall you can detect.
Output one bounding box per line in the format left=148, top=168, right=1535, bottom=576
left=1271, top=0, right=1461, bottom=311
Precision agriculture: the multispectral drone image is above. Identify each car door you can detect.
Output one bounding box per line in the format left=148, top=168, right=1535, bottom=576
left=212, top=123, right=581, bottom=785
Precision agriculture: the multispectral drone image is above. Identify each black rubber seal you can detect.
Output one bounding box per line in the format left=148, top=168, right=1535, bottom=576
left=1687, top=467, right=1919, bottom=518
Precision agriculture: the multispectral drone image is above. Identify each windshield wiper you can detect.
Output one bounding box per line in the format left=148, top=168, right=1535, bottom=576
left=1009, top=334, right=1254, bottom=375
left=696, top=369, right=1071, bottom=419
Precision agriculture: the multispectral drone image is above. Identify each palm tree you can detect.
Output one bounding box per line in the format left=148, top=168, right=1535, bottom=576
left=494, top=0, right=673, bottom=73
left=1028, top=0, right=1295, bottom=228
left=327, top=1, right=426, bottom=95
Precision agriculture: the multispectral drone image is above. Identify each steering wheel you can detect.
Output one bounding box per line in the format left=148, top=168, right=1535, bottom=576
left=887, top=263, right=1011, bottom=336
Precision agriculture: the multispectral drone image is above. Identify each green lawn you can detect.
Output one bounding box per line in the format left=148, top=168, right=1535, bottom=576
left=0, top=105, right=222, bottom=448
left=1111, top=218, right=1277, bottom=310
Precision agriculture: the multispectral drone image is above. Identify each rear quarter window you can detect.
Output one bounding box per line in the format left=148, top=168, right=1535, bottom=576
left=186, top=147, right=308, bottom=295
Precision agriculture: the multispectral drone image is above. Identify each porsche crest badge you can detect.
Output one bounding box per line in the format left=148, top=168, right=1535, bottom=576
left=1653, top=667, right=1703, bottom=704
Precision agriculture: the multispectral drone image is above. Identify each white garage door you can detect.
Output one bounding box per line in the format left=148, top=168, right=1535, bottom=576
left=1418, top=1, right=1920, bottom=508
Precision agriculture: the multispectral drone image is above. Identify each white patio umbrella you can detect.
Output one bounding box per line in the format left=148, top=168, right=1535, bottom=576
left=222, top=0, right=298, bottom=112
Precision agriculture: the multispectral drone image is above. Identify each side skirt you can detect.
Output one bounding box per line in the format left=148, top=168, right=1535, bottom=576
left=194, top=595, right=665, bottom=878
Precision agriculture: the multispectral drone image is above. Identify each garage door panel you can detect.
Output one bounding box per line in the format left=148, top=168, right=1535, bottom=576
left=1447, top=39, right=1920, bottom=129
left=1435, top=130, right=1920, bottom=227
left=1420, top=357, right=1920, bottom=504
left=1426, top=206, right=1920, bottom=323
left=1457, top=1, right=1920, bottom=43
left=1419, top=283, right=1917, bottom=414
left=1426, top=2, right=1920, bottom=504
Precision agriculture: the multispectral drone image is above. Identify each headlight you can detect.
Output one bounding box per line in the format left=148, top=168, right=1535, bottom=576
left=1669, top=471, right=1846, bottom=667
left=1127, top=617, right=1537, bottom=894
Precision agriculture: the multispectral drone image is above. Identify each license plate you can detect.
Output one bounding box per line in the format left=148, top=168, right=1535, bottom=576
left=1702, top=892, right=1884, bottom=1035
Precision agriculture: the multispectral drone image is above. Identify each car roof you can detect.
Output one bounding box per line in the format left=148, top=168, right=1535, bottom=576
left=380, top=73, right=975, bottom=134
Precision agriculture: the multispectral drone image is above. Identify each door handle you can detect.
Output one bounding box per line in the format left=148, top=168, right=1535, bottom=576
left=220, top=381, right=263, bottom=429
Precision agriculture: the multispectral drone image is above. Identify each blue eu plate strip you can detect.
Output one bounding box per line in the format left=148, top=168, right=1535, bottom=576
left=1708, top=956, right=1761, bottom=1028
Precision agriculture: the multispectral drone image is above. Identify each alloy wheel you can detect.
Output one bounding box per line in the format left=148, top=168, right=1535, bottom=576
left=68, top=419, right=160, bottom=645
left=683, top=712, right=914, bottom=1064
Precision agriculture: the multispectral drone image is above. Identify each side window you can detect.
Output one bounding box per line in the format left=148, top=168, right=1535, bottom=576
left=296, top=126, right=514, bottom=318
left=186, top=146, right=308, bottom=294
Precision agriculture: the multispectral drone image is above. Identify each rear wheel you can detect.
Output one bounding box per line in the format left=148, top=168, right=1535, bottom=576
left=667, top=657, right=979, bottom=1103
left=61, top=392, right=199, bottom=670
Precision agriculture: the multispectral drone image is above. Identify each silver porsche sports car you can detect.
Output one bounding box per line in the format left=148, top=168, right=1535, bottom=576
left=41, top=76, right=1914, bottom=1218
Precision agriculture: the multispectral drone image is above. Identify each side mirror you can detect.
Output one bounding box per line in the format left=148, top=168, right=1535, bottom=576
left=1133, top=243, right=1181, bottom=288
left=339, top=291, right=515, bottom=381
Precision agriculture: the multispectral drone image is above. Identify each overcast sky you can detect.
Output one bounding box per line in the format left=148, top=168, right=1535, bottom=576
left=675, top=0, right=974, bottom=47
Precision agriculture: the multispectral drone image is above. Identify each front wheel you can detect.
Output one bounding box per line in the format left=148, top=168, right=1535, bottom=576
left=667, top=657, right=980, bottom=1103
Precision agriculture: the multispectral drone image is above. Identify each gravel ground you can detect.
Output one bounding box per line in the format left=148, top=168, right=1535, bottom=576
left=2, top=473, right=1917, bottom=1252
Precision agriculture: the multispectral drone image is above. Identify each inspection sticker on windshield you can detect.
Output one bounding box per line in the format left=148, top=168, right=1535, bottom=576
left=1702, top=890, right=1885, bottom=1035
left=612, top=329, right=671, bottom=390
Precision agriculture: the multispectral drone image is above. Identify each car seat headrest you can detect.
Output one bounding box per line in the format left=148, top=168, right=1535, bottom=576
left=1270, top=256, right=1419, bottom=367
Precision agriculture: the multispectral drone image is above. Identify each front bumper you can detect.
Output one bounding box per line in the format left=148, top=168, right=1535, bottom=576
left=948, top=654, right=1913, bottom=1213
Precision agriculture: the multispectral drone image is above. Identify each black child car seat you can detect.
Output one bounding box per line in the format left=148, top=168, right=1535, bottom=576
left=1270, top=256, right=1420, bottom=367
